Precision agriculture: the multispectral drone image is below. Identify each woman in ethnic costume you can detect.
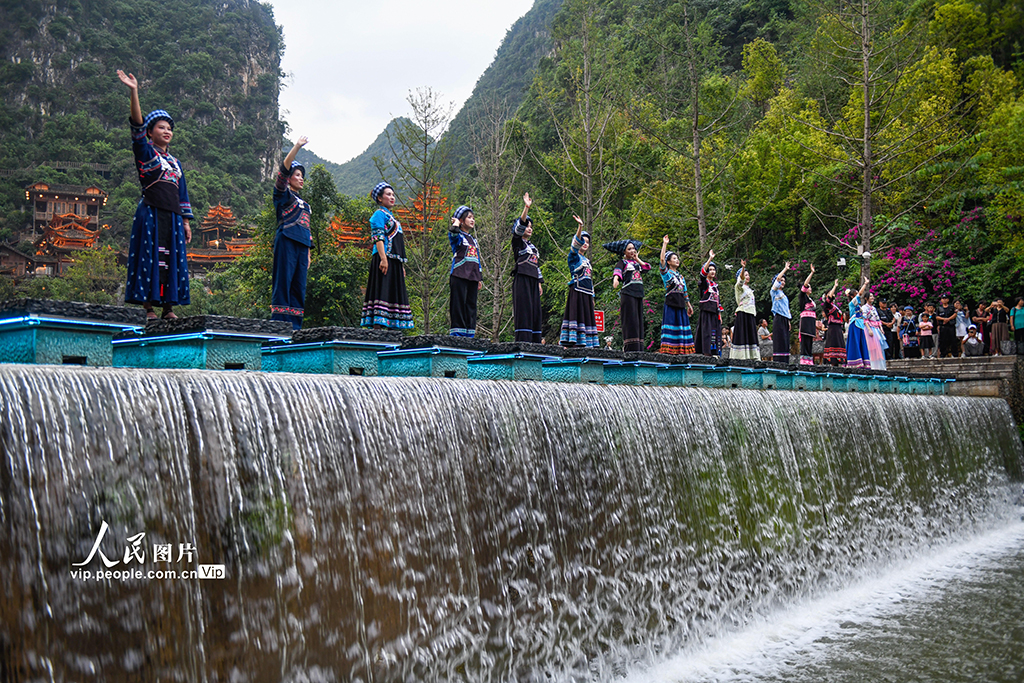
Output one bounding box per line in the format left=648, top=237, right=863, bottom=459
left=697, top=250, right=722, bottom=357
left=271, top=137, right=311, bottom=330
left=511, top=193, right=543, bottom=343
left=117, top=69, right=192, bottom=320
left=770, top=262, right=792, bottom=363
left=609, top=239, right=651, bottom=352
left=658, top=235, right=695, bottom=355
left=731, top=259, right=759, bottom=360
left=448, top=205, right=483, bottom=337
left=797, top=264, right=817, bottom=365
left=360, top=182, right=414, bottom=330
left=822, top=279, right=847, bottom=366
left=560, top=215, right=597, bottom=347
left=861, top=292, right=887, bottom=370
left=845, top=278, right=871, bottom=368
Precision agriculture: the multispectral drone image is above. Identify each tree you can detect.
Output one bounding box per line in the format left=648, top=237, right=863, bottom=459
left=377, top=88, right=455, bottom=334
left=626, top=0, right=757, bottom=254
left=303, top=165, right=341, bottom=256
left=792, top=0, right=980, bottom=278
left=533, top=0, right=630, bottom=230
left=465, top=98, right=529, bottom=341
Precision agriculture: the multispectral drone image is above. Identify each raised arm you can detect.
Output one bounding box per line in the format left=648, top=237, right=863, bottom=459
left=117, top=70, right=143, bottom=125
left=660, top=235, right=669, bottom=268
left=572, top=214, right=584, bottom=243
left=520, top=192, right=532, bottom=223
left=736, top=259, right=746, bottom=284
left=828, top=278, right=838, bottom=299
left=702, top=248, right=715, bottom=272
left=773, top=261, right=790, bottom=288
left=857, top=276, right=869, bottom=299
left=802, top=263, right=815, bottom=289
left=283, top=136, right=308, bottom=169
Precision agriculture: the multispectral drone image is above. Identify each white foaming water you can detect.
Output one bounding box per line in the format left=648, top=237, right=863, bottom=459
left=624, top=511, right=1024, bottom=683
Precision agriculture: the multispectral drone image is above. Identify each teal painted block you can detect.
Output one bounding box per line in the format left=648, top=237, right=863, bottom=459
left=877, top=378, right=896, bottom=394
left=544, top=359, right=605, bottom=384
left=740, top=370, right=776, bottom=390
left=604, top=362, right=661, bottom=386
left=801, top=373, right=823, bottom=391
left=0, top=327, right=38, bottom=364
left=378, top=347, right=480, bottom=378
left=792, top=373, right=809, bottom=391
left=657, top=365, right=685, bottom=387
left=684, top=365, right=713, bottom=387
left=702, top=368, right=726, bottom=388
left=828, top=375, right=848, bottom=391
left=0, top=319, right=140, bottom=367
left=113, top=336, right=262, bottom=370
left=468, top=354, right=547, bottom=381
left=722, top=368, right=743, bottom=388
left=262, top=341, right=396, bottom=376
left=775, top=372, right=795, bottom=391
left=849, top=376, right=872, bottom=392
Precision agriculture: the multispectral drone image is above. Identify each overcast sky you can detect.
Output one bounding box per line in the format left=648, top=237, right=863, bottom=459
left=264, top=0, right=536, bottom=165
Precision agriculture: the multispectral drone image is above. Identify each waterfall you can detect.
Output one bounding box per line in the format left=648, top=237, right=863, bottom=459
left=1, top=365, right=1020, bottom=682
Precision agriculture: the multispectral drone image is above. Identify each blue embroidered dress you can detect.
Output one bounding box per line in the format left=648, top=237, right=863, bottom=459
left=360, top=208, right=413, bottom=329
left=845, top=295, right=871, bottom=368
left=125, top=119, right=193, bottom=306
left=659, top=267, right=695, bottom=354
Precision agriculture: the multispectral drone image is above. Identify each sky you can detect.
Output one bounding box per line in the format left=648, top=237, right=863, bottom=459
left=264, top=0, right=536, bottom=165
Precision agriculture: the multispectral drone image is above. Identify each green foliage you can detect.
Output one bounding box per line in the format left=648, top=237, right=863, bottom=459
left=303, top=247, right=367, bottom=327
left=13, top=246, right=125, bottom=304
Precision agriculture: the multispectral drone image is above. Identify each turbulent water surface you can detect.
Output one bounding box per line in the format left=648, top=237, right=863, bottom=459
left=0, top=365, right=1021, bottom=682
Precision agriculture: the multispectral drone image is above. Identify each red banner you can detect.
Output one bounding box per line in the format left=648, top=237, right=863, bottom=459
left=594, top=310, right=605, bottom=333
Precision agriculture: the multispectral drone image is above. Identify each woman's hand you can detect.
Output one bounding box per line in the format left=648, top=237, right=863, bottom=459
left=183, top=220, right=191, bottom=243
left=379, top=257, right=388, bottom=274
left=663, top=235, right=670, bottom=246
left=573, top=214, right=583, bottom=226
left=451, top=216, right=460, bottom=229
left=117, top=70, right=138, bottom=90
left=523, top=192, right=532, bottom=209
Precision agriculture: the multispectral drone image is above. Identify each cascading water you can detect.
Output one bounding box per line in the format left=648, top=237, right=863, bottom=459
left=1, top=365, right=1021, bottom=682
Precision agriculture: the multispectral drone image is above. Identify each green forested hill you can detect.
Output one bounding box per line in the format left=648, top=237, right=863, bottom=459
left=0, top=0, right=283, bottom=243
left=443, top=0, right=564, bottom=173
left=304, top=118, right=411, bottom=198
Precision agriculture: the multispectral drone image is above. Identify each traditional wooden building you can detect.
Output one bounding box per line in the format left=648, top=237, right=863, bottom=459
left=327, top=184, right=448, bottom=251
left=187, top=204, right=255, bottom=273
left=24, top=182, right=107, bottom=235
left=24, top=182, right=109, bottom=275
left=0, top=244, right=36, bottom=277
left=394, top=183, right=447, bottom=233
